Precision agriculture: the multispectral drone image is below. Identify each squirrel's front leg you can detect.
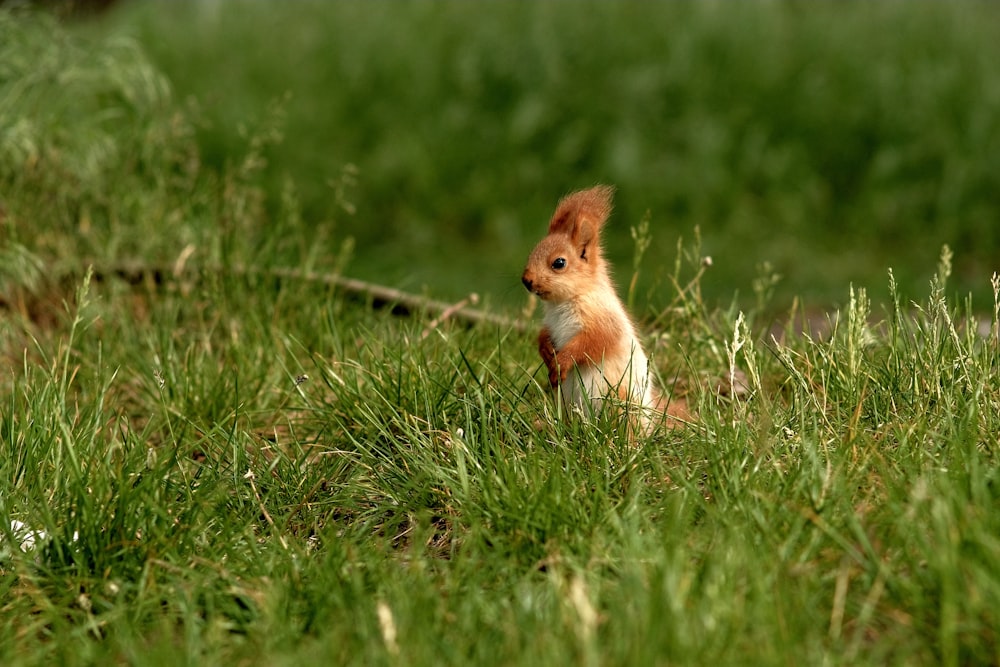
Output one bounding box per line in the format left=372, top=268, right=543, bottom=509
left=540, top=328, right=597, bottom=389
left=538, top=328, right=562, bottom=388
left=552, top=325, right=612, bottom=389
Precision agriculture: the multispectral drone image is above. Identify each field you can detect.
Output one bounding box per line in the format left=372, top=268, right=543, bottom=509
left=2, top=2, right=999, bottom=665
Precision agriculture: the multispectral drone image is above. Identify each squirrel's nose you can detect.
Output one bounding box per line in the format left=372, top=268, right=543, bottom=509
left=521, top=275, right=533, bottom=292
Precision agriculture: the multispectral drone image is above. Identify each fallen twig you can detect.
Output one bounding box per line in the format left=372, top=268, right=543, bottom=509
left=73, top=261, right=528, bottom=333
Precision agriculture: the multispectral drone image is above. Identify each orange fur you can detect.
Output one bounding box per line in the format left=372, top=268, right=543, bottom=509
left=522, top=185, right=681, bottom=432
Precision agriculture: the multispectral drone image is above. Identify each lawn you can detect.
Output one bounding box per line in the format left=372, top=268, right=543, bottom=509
left=1, top=3, right=999, bottom=666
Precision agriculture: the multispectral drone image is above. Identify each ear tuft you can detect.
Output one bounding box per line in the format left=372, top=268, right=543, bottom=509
left=546, top=185, right=615, bottom=241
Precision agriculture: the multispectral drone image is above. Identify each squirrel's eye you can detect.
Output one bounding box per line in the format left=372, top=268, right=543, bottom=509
left=551, top=257, right=567, bottom=270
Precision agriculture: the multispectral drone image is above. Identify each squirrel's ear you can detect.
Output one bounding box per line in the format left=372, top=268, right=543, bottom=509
left=547, top=185, right=615, bottom=244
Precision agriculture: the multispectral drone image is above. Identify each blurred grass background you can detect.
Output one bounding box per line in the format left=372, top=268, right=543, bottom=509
left=19, top=0, right=1000, bottom=312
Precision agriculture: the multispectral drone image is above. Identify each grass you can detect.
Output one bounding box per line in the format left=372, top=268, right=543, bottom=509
left=2, top=5, right=1000, bottom=666
left=90, top=0, right=1000, bottom=309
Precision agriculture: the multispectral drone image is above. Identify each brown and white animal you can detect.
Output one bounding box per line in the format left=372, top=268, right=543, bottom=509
left=521, top=185, right=668, bottom=430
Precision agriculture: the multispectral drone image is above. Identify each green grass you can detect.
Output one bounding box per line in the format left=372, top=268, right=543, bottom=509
left=2, top=5, right=1000, bottom=666
left=90, top=0, right=1000, bottom=309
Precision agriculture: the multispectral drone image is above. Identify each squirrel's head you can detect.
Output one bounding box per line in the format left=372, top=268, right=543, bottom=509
left=521, top=185, right=614, bottom=302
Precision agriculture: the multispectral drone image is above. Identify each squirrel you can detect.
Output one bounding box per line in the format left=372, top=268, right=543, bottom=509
left=522, top=185, right=680, bottom=431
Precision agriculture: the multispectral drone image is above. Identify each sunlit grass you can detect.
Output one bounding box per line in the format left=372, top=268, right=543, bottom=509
left=2, top=7, right=999, bottom=666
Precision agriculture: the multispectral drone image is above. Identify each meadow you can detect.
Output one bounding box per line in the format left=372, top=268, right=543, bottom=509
left=99, top=0, right=1000, bottom=309
left=1, top=3, right=999, bottom=665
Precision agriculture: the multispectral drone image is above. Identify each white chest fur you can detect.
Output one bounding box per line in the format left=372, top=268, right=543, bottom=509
left=542, top=300, right=583, bottom=350
left=542, top=294, right=654, bottom=412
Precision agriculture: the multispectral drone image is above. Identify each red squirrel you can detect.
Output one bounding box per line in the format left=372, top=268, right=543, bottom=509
left=522, top=185, right=676, bottom=430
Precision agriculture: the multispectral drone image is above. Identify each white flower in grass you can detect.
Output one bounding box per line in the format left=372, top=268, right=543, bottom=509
left=8, top=520, right=48, bottom=551
left=5, top=521, right=79, bottom=552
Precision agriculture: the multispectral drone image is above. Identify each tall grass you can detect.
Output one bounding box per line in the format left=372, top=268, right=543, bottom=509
left=2, top=7, right=999, bottom=666
left=0, top=9, right=348, bottom=279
